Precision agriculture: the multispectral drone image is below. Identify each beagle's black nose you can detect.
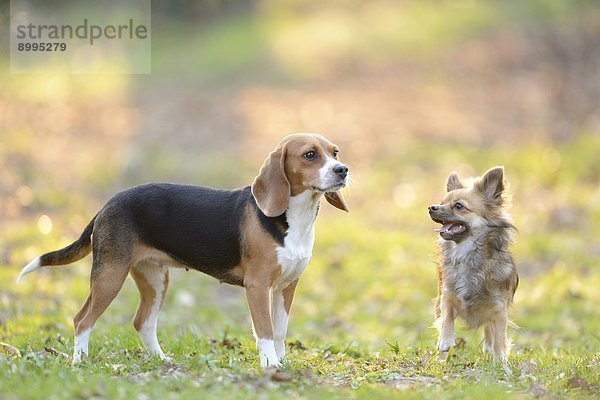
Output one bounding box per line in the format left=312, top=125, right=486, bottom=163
left=333, top=164, right=348, bottom=179
left=428, top=205, right=439, bottom=212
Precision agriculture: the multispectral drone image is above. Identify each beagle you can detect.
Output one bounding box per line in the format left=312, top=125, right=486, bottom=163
left=17, top=133, right=349, bottom=368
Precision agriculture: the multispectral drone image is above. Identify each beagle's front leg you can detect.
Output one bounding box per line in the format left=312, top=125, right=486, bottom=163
left=245, top=280, right=280, bottom=368
left=272, top=279, right=298, bottom=361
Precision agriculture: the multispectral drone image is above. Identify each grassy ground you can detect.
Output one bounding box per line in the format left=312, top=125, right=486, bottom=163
left=1, top=133, right=599, bottom=399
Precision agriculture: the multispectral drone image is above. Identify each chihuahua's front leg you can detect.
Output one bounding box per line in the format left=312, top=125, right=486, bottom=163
left=436, top=293, right=456, bottom=352
left=490, top=310, right=509, bottom=361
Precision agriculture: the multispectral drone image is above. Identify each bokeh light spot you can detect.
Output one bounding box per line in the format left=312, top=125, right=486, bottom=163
left=38, top=215, right=53, bottom=235
left=393, top=183, right=416, bottom=209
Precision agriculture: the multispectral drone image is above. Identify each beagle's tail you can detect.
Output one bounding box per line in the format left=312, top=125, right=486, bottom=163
left=17, top=216, right=96, bottom=283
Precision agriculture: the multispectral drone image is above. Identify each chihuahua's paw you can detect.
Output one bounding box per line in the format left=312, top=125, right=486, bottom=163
left=491, top=350, right=508, bottom=362
left=437, top=335, right=456, bottom=352
left=483, top=341, right=493, bottom=355
left=483, top=343, right=508, bottom=362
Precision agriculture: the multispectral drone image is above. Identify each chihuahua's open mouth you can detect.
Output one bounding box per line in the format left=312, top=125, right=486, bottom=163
left=434, top=222, right=467, bottom=235
left=429, top=214, right=468, bottom=237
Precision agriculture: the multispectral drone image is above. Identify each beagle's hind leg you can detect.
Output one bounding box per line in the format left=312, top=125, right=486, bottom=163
left=72, top=256, right=130, bottom=364
left=130, top=262, right=169, bottom=359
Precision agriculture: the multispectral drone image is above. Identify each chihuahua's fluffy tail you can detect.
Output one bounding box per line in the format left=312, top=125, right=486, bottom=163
left=17, top=216, right=96, bottom=283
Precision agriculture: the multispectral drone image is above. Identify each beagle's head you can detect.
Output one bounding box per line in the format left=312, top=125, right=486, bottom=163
left=252, top=133, right=349, bottom=217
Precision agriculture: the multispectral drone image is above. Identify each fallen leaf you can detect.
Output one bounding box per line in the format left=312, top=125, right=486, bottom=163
left=271, top=371, right=293, bottom=382
left=0, top=342, right=21, bottom=357
left=288, top=340, right=307, bottom=351
left=44, top=347, right=69, bottom=359
left=566, top=376, right=590, bottom=391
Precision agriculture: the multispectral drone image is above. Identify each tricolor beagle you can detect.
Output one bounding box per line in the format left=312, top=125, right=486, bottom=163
left=17, top=133, right=349, bottom=368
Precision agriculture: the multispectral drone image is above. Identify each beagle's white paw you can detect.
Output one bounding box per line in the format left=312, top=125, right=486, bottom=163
left=257, top=338, right=281, bottom=369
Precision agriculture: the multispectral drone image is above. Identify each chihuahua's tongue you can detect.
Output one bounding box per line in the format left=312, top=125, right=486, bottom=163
left=434, top=223, right=454, bottom=233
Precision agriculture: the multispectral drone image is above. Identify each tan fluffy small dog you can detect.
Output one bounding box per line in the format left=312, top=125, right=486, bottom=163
left=428, top=166, right=518, bottom=360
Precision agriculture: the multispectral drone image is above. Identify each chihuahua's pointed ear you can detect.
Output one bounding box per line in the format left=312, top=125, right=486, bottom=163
left=476, top=166, right=505, bottom=205
left=325, top=191, right=349, bottom=212
left=446, top=172, right=464, bottom=192
left=251, top=143, right=290, bottom=217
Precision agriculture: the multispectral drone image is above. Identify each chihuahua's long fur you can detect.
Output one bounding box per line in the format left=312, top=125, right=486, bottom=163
left=428, top=166, right=518, bottom=360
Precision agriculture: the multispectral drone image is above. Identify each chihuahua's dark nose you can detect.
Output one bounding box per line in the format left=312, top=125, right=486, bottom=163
left=334, top=164, right=348, bottom=179
left=428, top=205, right=439, bottom=212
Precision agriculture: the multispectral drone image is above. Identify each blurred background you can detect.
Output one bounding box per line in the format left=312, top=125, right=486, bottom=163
left=0, top=0, right=599, bottom=355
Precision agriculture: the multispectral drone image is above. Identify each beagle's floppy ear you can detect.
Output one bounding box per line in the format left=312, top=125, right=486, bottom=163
left=325, top=191, right=349, bottom=212
left=251, top=143, right=290, bottom=217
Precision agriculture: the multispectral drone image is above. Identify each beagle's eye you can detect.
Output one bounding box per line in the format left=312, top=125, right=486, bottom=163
left=304, top=151, right=317, bottom=160
left=332, top=150, right=339, bottom=159
left=454, top=202, right=464, bottom=210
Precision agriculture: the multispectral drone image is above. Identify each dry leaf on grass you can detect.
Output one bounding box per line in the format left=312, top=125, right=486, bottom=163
left=0, top=342, right=21, bottom=358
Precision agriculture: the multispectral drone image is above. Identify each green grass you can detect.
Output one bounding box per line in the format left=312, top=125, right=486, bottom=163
left=1, top=134, right=599, bottom=399
left=2, top=130, right=599, bottom=398
left=0, top=320, right=598, bottom=399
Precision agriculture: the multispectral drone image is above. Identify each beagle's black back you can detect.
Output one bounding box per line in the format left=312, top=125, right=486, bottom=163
left=102, top=183, right=288, bottom=285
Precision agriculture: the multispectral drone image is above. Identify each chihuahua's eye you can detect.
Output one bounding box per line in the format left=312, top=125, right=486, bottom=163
left=304, top=151, right=317, bottom=160
left=332, top=150, right=339, bottom=159
left=454, top=202, right=464, bottom=210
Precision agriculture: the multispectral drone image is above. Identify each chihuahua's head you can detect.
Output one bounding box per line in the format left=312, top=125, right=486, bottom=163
left=428, top=166, right=511, bottom=243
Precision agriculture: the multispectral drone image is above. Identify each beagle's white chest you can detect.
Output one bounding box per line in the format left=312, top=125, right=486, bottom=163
left=274, top=192, right=319, bottom=289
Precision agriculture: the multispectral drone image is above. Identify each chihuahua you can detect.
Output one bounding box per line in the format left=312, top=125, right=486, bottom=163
left=428, top=166, right=518, bottom=360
